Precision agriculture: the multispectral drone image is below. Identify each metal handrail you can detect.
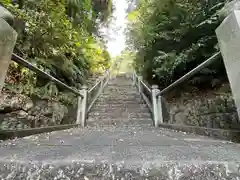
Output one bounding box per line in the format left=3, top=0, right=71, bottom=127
left=0, top=124, right=80, bottom=140
left=156, top=51, right=221, bottom=97
left=134, top=71, right=151, bottom=93
left=0, top=8, right=111, bottom=138
left=12, top=53, right=83, bottom=98
left=88, top=71, right=109, bottom=94
left=11, top=53, right=90, bottom=128
left=87, top=72, right=110, bottom=113
left=10, top=53, right=113, bottom=129
left=87, top=82, right=107, bottom=113
left=142, top=93, right=153, bottom=113
left=133, top=51, right=222, bottom=127
left=88, top=80, right=102, bottom=94
left=140, top=79, right=151, bottom=93
left=133, top=71, right=153, bottom=113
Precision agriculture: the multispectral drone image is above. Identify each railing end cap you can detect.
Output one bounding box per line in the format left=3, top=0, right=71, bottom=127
left=152, top=85, right=159, bottom=89
left=0, top=5, right=14, bottom=26
left=82, top=85, right=88, bottom=89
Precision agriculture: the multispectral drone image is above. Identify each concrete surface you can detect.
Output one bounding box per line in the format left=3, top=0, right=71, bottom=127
left=216, top=10, right=240, bottom=119
left=0, top=126, right=240, bottom=179
left=0, top=75, right=240, bottom=179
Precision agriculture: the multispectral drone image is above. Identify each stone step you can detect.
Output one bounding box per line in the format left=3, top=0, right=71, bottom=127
left=1, top=124, right=239, bottom=179
left=88, top=74, right=152, bottom=128
left=102, top=89, right=137, bottom=93
left=97, top=96, right=143, bottom=100
left=104, top=84, right=134, bottom=86
left=101, top=89, right=137, bottom=92
left=101, top=93, right=138, bottom=96
left=89, top=110, right=151, bottom=116
left=103, top=84, right=135, bottom=87
left=89, top=107, right=151, bottom=113
left=100, top=93, right=140, bottom=97
left=98, top=96, right=141, bottom=100
left=0, top=75, right=239, bottom=179
left=1, top=161, right=238, bottom=179
left=97, top=98, right=143, bottom=102
left=94, top=100, right=145, bottom=105
left=92, top=103, right=148, bottom=109
left=87, top=116, right=153, bottom=123
left=87, top=119, right=153, bottom=127
left=107, top=82, right=133, bottom=85
left=87, top=116, right=152, bottom=121
left=100, top=90, right=139, bottom=95
left=102, top=85, right=136, bottom=88
left=99, top=92, right=140, bottom=96
left=101, top=92, right=139, bottom=96
left=105, top=84, right=134, bottom=87
left=88, top=116, right=152, bottom=120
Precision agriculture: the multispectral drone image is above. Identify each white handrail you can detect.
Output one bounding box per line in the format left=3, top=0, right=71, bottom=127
left=12, top=54, right=84, bottom=98
left=87, top=77, right=109, bottom=113
left=157, top=52, right=221, bottom=96
left=87, top=69, right=112, bottom=113
left=133, top=51, right=222, bottom=127
left=88, top=80, right=102, bottom=94
left=140, top=79, right=151, bottom=93
left=133, top=72, right=153, bottom=113
left=134, top=71, right=151, bottom=93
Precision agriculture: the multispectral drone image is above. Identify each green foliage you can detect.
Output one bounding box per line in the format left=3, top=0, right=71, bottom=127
left=114, top=50, right=136, bottom=73
left=2, top=0, right=111, bottom=102
left=93, top=0, right=113, bottom=22
left=127, top=0, right=228, bottom=88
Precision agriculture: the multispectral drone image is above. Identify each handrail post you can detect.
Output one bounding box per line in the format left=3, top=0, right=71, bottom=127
left=105, top=71, right=110, bottom=86
left=132, top=72, right=136, bottom=86
left=157, top=95, right=164, bottom=124
left=100, top=78, right=103, bottom=90
left=99, top=78, right=104, bottom=95
left=0, top=7, right=18, bottom=94
left=136, top=75, right=138, bottom=88
left=152, top=85, right=161, bottom=127
left=81, top=85, right=88, bottom=127
left=76, top=85, right=88, bottom=127
left=76, top=95, right=83, bottom=125
left=138, top=76, right=143, bottom=93
left=107, top=69, right=110, bottom=80
left=216, top=11, right=240, bottom=120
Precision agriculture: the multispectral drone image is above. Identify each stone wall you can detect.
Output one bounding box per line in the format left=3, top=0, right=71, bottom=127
left=0, top=74, right=102, bottom=130
left=0, top=90, right=77, bottom=130
left=166, top=83, right=240, bottom=130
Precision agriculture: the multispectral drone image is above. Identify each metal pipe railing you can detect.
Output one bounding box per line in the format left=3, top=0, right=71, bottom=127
left=12, top=53, right=83, bottom=98
left=133, top=72, right=153, bottom=114
left=87, top=71, right=110, bottom=113
left=11, top=54, right=88, bottom=127
left=133, top=71, right=151, bottom=93
left=10, top=54, right=113, bottom=129
left=156, top=52, right=221, bottom=97
left=142, top=93, right=153, bottom=113
left=139, top=78, right=151, bottom=93
left=88, top=80, right=102, bottom=94
left=0, top=6, right=111, bottom=138
left=88, top=71, right=109, bottom=94
left=133, top=51, right=222, bottom=127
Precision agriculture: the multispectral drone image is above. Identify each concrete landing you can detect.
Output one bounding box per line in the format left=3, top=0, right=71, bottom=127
left=0, top=125, right=240, bottom=179
left=0, top=75, right=240, bottom=179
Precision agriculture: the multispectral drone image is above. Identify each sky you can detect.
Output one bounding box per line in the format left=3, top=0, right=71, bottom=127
left=99, top=0, right=129, bottom=57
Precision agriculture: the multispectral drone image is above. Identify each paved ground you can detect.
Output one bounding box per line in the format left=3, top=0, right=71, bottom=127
left=0, top=75, right=240, bottom=179
left=0, top=125, right=240, bottom=179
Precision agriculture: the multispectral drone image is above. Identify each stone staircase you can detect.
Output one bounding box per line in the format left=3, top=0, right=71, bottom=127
left=87, top=74, right=153, bottom=127
left=0, top=74, right=240, bottom=179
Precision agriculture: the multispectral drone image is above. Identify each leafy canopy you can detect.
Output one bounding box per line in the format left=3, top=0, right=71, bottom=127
left=2, top=0, right=112, bottom=101
left=126, top=0, right=228, bottom=88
